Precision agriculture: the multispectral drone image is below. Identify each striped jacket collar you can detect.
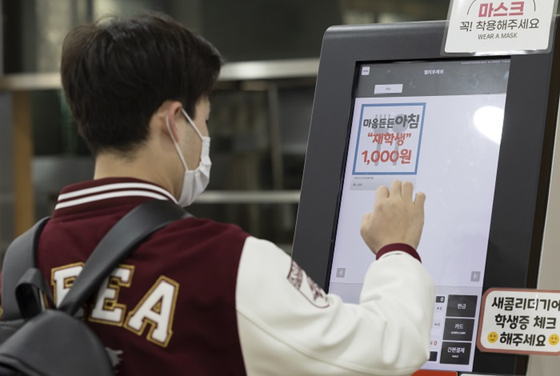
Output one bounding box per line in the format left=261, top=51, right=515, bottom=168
left=53, top=177, right=178, bottom=218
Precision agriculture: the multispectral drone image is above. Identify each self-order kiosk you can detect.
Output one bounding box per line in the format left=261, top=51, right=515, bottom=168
left=292, top=19, right=560, bottom=375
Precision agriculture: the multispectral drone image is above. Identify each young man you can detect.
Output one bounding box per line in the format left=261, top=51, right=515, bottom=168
left=38, top=12, right=434, bottom=375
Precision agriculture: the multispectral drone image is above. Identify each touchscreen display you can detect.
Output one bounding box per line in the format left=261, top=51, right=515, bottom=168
left=329, top=59, right=510, bottom=372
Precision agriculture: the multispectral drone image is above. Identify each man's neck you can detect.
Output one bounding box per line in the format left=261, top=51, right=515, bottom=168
left=93, top=152, right=179, bottom=199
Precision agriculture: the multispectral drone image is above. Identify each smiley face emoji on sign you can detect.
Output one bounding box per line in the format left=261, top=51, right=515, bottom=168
left=549, top=334, right=559, bottom=346
left=488, top=332, right=499, bottom=343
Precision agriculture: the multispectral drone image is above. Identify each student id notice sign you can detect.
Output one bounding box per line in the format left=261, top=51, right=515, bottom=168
left=478, top=288, right=560, bottom=355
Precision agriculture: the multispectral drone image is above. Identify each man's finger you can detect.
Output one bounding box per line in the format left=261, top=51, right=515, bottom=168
left=375, top=185, right=389, bottom=203
left=360, top=213, right=371, bottom=240
left=402, top=181, right=413, bottom=201
left=414, top=191, right=426, bottom=212
left=361, top=212, right=371, bottom=227
left=390, top=180, right=402, bottom=198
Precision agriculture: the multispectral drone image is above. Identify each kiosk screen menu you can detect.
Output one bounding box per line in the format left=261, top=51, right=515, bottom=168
left=329, top=59, right=510, bottom=372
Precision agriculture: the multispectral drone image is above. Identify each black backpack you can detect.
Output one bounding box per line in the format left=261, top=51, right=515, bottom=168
left=0, top=200, right=187, bottom=376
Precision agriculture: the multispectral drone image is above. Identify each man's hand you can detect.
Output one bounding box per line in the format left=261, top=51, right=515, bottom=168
left=360, top=181, right=426, bottom=254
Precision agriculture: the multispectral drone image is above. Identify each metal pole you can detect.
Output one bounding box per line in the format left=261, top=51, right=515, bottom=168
left=0, top=92, right=14, bottom=266
left=267, top=83, right=284, bottom=190
left=0, top=0, right=4, bottom=77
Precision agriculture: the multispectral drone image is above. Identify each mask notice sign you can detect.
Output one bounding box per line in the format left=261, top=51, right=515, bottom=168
left=444, top=0, right=557, bottom=54
left=477, top=288, right=560, bottom=355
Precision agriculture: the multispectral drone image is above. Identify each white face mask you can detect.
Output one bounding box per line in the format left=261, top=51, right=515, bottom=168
left=166, top=108, right=211, bottom=207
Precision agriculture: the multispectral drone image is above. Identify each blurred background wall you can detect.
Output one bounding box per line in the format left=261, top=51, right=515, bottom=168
left=0, top=0, right=450, bottom=259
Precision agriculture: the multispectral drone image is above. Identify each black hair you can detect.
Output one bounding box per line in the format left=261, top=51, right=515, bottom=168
left=61, top=12, right=223, bottom=155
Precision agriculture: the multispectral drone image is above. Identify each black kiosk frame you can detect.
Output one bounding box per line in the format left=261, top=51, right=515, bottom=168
left=292, top=19, right=560, bottom=375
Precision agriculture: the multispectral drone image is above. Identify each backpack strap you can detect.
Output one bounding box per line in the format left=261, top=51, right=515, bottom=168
left=58, top=199, right=189, bottom=316
left=15, top=268, right=56, bottom=319
left=1, top=217, right=50, bottom=321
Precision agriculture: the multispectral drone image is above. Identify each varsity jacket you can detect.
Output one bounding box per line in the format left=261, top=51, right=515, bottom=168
left=30, top=177, right=433, bottom=375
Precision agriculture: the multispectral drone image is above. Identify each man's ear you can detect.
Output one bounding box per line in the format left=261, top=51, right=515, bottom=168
left=161, top=101, right=183, bottom=142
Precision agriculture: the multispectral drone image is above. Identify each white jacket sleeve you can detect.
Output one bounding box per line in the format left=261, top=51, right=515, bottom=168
left=236, top=237, right=435, bottom=376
